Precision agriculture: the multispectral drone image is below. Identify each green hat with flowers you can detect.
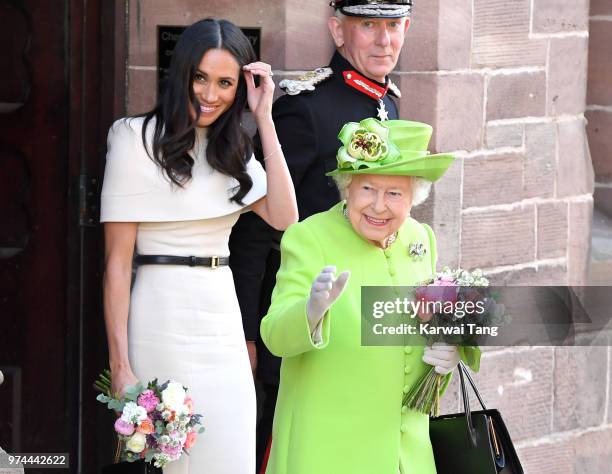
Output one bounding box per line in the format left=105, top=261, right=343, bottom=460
left=326, top=118, right=455, bottom=181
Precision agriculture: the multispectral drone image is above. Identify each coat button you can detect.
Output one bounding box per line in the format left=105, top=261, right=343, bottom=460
left=404, top=346, right=413, bottom=354
left=401, top=405, right=408, bottom=413
left=404, top=365, right=412, bottom=374
left=389, top=268, right=396, bottom=276
left=401, top=424, right=409, bottom=433
left=403, top=384, right=409, bottom=394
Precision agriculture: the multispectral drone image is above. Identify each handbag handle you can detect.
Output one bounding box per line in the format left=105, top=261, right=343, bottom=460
left=457, top=361, right=488, bottom=448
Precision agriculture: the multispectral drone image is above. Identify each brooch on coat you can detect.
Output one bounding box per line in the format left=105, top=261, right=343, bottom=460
left=279, top=67, right=333, bottom=95
left=408, top=242, right=427, bottom=261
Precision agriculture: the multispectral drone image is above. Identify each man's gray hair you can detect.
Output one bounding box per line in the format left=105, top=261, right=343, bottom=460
left=333, top=174, right=432, bottom=207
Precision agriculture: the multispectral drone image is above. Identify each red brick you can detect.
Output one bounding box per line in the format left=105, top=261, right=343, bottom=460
left=487, top=72, right=546, bottom=120
left=587, top=20, right=612, bottom=106
left=462, top=154, right=524, bottom=208
left=553, top=347, right=608, bottom=432
left=472, top=0, right=546, bottom=68
left=461, top=205, right=536, bottom=268
left=586, top=110, right=612, bottom=183
left=532, top=0, right=589, bottom=33
left=568, top=199, right=593, bottom=285
left=523, top=122, right=556, bottom=199
left=557, top=119, right=594, bottom=197
left=548, top=36, right=588, bottom=115
left=537, top=202, right=568, bottom=259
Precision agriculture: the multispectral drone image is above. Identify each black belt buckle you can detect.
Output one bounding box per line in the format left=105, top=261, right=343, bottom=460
left=189, top=256, right=197, bottom=267
left=211, top=256, right=219, bottom=269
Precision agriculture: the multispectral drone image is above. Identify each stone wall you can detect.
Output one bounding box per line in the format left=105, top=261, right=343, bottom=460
left=122, top=1, right=608, bottom=472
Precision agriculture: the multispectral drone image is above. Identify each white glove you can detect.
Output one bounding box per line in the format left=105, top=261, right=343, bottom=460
left=307, top=265, right=350, bottom=338
left=422, top=342, right=460, bottom=375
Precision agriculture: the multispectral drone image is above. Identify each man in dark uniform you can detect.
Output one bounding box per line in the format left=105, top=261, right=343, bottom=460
left=228, top=1, right=413, bottom=469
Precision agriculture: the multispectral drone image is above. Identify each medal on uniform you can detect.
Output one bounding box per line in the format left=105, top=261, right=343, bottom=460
left=377, top=99, right=389, bottom=121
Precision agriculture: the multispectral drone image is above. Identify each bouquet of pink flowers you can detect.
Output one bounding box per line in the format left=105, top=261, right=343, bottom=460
left=404, top=267, right=503, bottom=416
left=95, top=370, right=204, bottom=468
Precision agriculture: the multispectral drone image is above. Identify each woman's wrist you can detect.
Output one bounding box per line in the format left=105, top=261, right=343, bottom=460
left=255, top=114, right=275, bottom=131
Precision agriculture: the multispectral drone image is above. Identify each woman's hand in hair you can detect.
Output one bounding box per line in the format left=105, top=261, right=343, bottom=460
left=243, top=61, right=275, bottom=124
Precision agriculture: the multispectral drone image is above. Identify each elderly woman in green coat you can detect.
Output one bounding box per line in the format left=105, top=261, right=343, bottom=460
left=261, top=119, right=479, bottom=474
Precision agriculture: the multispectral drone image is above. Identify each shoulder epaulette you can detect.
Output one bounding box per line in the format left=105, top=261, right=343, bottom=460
left=279, top=67, right=333, bottom=96
left=388, top=79, right=401, bottom=99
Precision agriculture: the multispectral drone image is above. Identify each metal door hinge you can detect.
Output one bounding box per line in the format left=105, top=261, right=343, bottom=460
left=78, top=175, right=100, bottom=227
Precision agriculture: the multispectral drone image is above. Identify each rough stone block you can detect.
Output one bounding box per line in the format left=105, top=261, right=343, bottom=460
left=461, top=205, right=536, bottom=269
left=126, top=68, right=157, bottom=116
left=462, top=153, right=523, bottom=208
left=557, top=119, right=595, bottom=197
left=430, top=158, right=463, bottom=269
left=594, top=187, right=612, bottom=218
left=485, top=122, right=523, bottom=149
left=397, top=74, right=438, bottom=133
left=568, top=199, right=593, bottom=285
left=548, top=36, right=588, bottom=116
left=472, top=0, right=546, bottom=68
left=532, top=0, right=589, bottom=33
left=523, top=122, right=556, bottom=199
left=586, top=110, right=612, bottom=183
left=285, top=0, right=334, bottom=70
left=587, top=21, right=612, bottom=106
left=472, top=348, right=554, bottom=440
left=486, top=263, right=568, bottom=285
left=437, top=0, right=472, bottom=70
left=537, top=202, right=568, bottom=259
left=487, top=72, right=546, bottom=121
left=127, top=0, right=286, bottom=69
left=436, top=74, right=485, bottom=151
left=591, top=0, right=612, bottom=16
left=553, top=346, right=608, bottom=432
left=398, top=0, right=439, bottom=71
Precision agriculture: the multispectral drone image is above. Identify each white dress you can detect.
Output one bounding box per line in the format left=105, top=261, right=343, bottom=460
left=100, top=118, right=266, bottom=473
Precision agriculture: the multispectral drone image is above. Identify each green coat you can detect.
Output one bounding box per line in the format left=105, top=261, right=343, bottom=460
left=261, top=202, right=444, bottom=474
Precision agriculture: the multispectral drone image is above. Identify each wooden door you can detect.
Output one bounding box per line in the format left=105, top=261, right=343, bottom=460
left=0, top=0, right=125, bottom=471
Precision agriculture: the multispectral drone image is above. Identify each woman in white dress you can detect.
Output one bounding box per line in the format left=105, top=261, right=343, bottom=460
left=100, top=18, right=297, bottom=473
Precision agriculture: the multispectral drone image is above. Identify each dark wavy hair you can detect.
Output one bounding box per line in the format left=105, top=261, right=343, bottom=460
left=139, top=18, right=257, bottom=204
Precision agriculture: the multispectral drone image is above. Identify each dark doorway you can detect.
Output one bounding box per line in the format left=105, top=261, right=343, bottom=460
left=0, top=0, right=125, bottom=471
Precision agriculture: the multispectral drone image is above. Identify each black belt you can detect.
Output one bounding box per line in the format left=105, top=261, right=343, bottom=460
left=135, top=255, right=229, bottom=269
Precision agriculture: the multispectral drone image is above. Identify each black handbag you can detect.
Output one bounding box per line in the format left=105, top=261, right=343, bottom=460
left=429, top=362, right=524, bottom=474
left=101, top=461, right=162, bottom=474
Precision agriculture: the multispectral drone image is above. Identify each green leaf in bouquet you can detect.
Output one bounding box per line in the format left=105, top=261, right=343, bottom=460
left=198, top=427, right=205, bottom=434
left=96, top=393, right=110, bottom=403
left=458, top=345, right=481, bottom=372
left=108, top=398, right=125, bottom=411
left=144, top=451, right=155, bottom=463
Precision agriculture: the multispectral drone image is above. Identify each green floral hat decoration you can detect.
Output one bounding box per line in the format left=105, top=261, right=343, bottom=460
left=326, top=118, right=455, bottom=182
